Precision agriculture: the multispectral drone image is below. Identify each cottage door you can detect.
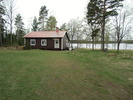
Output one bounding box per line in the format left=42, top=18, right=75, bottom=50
left=54, top=39, right=59, bottom=48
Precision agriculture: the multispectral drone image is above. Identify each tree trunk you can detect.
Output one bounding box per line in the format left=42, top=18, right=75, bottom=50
left=117, top=31, right=120, bottom=52
left=0, top=31, right=2, bottom=47
left=10, top=6, right=13, bottom=46
left=101, top=19, right=105, bottom=51
left=0, top=18, right=2, bottom=47
left=42, top=19, right=44, bottom=31
left=101, top=1, right=106, bottom=52
left=117, top=25, right=120, bottom=52
left=117, top=42, right=120, bottom=52
left=10, top=25, right=12, bottom=46
left=77, top=36, right=78, bottom=49
left=71, top=36, right=74, bottom=49
left=92, top=37, right=94, bottom=50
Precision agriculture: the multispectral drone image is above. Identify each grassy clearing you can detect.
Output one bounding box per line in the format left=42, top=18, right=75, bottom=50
left=0, top=49, right=133, bottom=100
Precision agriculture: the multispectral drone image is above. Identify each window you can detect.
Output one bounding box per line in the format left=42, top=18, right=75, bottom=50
left=41, top=39, right=47, bottom=46
left=30, top=39, right=36, bottom=46
left=56, top=40, right=58, bottom=44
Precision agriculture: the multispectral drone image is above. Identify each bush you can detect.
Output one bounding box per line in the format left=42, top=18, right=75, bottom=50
left=16, top=46, right=24, bottom=50
left=23, top=44, right=31, bottom=50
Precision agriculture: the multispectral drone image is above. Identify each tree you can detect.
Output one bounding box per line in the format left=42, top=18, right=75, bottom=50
left=60, top=23, right=67, bottom=31
left=4, top=0, right=16, bottom=46
left=114, top=7, right=133, bottom=52
left=0, top=0, right=5, bottom=46
left=99, top=0, right=124, bottom=51
left=32, top=17, right=38, bottom=31
left=86, top=0, right=101, bottom=50
left=105, top=28, right=110, bottom=49
left=67, top=19, right=83, bottom=49
left=46, top=16, right=57, bottom=31
left=87, top=0, right=124, bottom=51
left=14, top=14, right=25, bottom=46
left=38, top=5, right=48, bottom=31
left=81, top=19, right=92, bottom=48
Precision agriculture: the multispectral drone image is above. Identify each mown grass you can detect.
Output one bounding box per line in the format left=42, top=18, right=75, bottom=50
left=0, top=49, right=133, bottom=100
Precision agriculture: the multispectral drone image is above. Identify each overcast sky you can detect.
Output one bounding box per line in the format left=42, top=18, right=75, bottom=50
left=16, top=0, right=88, bottom=28
left=15, top=0, right=132, bottom=29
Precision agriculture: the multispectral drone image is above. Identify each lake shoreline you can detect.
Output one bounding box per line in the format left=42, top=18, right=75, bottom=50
left=71, top=43, right=133, bottom=50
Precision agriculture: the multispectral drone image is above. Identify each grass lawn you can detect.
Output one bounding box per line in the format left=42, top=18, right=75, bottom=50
left=0, top=49, right=133, bottom=100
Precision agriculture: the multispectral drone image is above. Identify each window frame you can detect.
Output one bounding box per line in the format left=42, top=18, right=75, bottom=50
left=41, top=39, right=47, bottom=46
left=30, top=39, right=36, bottom=46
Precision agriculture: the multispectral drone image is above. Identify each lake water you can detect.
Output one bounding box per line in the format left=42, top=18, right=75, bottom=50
left=71, top=43, right=133, bottom=50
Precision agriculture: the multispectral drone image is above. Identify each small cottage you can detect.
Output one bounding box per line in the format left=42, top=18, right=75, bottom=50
left=24, top=29, right=69, bottom=50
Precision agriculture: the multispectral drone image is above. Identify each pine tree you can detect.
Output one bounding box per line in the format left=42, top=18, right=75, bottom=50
left=98, top=0, right=124, bottom=51
left=32, top=17, right=38, bottom=31
left=15, top=14, right=25, bottom=46
left=86, top=0, right=101, bottom=50
left=60, top=23, right=67, bottom=31
left=46, top=16, right=57, bottom=31
left=38, top=5, right=48, bottom=31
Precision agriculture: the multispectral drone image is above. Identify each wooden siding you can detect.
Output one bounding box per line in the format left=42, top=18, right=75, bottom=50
left=62, top=33, right=69, bottom=49
left=26, top=38, right=62, bottom=50
left=63, top=34, right=67, bottom=49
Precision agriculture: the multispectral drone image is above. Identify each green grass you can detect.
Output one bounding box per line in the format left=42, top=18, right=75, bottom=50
left=0, top=49, right=133, bottom=100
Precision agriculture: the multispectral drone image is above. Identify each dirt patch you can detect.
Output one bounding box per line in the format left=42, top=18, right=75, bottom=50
left=128, top=78, right=133, bottom=81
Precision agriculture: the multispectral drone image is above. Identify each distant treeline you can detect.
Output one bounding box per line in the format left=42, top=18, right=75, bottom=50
left=1, top=33, right=24, bottom=47
left=71, top=40, right=133, bottom=44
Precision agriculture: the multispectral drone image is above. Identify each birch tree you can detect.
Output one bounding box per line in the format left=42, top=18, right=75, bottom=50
left=4, top=0, right=16, bottom=46
left=0, top=0, right=5, bottom=46
left=115, top=7, right=133, bottom=52
left=67, top=19, right=83, bottom=49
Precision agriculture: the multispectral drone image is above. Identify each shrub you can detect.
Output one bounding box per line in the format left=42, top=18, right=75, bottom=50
left=23, top=44, right=31, bottom=50
left=18, top=46, right=24, bottom=50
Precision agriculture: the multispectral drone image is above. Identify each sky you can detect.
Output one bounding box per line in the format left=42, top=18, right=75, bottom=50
left=15, top=0, right=132, bottom=30
left=16, top=0, right=88, bottom=28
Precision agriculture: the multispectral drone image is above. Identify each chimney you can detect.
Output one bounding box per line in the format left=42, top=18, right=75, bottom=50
left=56, top=27, right=59, bottom=32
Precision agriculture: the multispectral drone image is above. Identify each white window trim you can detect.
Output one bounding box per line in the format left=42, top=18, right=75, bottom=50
left=41, top=39, right=47, bottom=46
left=30, top=39, right=36, bottom=46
